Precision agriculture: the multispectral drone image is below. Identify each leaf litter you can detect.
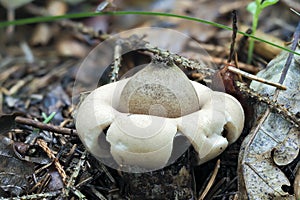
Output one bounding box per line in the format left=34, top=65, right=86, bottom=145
left=238, top=22, right=300, bottom=199
left=0, top=1, right=300, bottom=199
left=0, top=136, right=34, bottom=197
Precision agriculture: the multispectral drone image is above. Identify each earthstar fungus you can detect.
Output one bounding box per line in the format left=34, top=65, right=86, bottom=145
left=75, top=59, right=245, bottom=171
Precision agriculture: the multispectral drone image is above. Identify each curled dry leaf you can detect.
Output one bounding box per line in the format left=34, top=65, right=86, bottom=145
left=238, top=44, right=300, bottom=199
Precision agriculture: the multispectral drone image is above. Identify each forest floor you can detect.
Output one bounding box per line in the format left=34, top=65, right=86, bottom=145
left=0, top=0, right=299, bottom=199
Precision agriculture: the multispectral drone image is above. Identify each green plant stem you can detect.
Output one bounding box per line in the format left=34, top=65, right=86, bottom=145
left=43, top=112, right=56, bottom=123
left=247, top=7, right=261, bottom=63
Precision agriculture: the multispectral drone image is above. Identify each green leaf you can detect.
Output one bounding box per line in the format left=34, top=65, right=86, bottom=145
left=43, top=112, right=56, bottom=124
left=247, top=2, right=258, bottom=15
left=261, top=0, right=279, bottom=9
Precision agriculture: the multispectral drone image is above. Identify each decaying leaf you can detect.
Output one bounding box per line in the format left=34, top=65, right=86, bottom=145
left=0, top=137, right=34, bottom=196
left=0, top=113, right=21, bottom=134
left=273, top=127, right=299, bottom=166
left=238, top=44, right=300, bottom=199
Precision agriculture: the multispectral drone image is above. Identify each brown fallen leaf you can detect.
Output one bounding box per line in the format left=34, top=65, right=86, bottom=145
left=238, top=43, right=300, bottom=199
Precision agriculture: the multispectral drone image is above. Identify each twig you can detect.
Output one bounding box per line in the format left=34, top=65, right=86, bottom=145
left=206, top=177, right=227, bottom=199
left=236, top=82, right=299, bottom=127
left=209, top=56, right=259, bottom=73
left=198, top=159, right=220, bottom=200
left=228, top=66, right=286, bottom=90
left=36, top=173, right=52, bottom=193
left=15, top=116, right=77, bottom=135
left=144, top=44, right=214, bottom=76
left=0, top=190, right=60, bottom=200
left=228, top=10, right=238, bottom=63
left=278, top=21, right=300, bottom=84
left=36, top=139, right=67, bottom=184
left=64, top=151, right=87, bottom=199
left=110, top=41, right=122, bottom=83
left=90, top=185, right=108, bottom=200
left=291, top=8, right=300, bottom=16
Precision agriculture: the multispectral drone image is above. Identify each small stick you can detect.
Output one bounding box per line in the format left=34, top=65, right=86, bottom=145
left=0, top=190, right=60, bottom=200
left=290, top=8, right=300, bottom=16
left=198, top=159, right=220, bottom=200
left=209, top=56, right=259, bottom=73
left=15, top=116, right=77, bottom=135
left=278, top=20, right=300, bottom=84
left=236, top=81, right=300, bottom=127
left=36, top=139, right=67, bottom=184
left=227, top=66, right=287, bottom=90
left=110, top=42, right=122, bottom=83
left=228, top=10, right=238, bottom=63
left=64, top=151, right=87, bottom=198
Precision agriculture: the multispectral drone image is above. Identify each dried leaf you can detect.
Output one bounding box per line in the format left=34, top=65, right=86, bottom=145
left=0, top=113, right=22, bottom=134
left=0, top=137, right=34, bottom=196
left=238, top=136, right=291, bottom=199
left=238, top=44, right=300, bottom=199
left=273, top=127, right=299, bottom=166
